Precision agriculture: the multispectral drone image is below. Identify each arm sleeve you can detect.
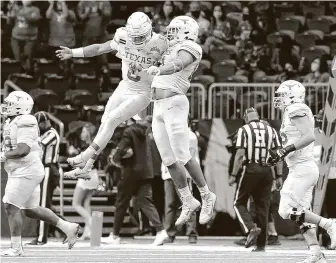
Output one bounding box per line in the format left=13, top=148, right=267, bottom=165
left=235, top=127, right=247, bottom=149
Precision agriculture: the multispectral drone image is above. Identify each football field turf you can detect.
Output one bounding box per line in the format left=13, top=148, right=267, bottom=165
left=1, top=238, right=335, bottom=263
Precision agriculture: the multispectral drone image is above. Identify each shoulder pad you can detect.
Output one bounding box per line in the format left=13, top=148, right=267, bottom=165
left=15, top=115, right=38, bottom=127
left=114, top=27, right=127, bottom=44
left=288, top=104, right=311, bottom=119
left=180, top=40, right=202, bottom=60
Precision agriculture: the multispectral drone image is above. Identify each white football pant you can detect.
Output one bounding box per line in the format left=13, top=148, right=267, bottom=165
left=152, top=95, right=191, bottom=166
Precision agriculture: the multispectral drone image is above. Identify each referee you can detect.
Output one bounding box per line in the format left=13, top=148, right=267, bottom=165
left=28, top=112, right=61, bottom=245
left=229, top=108, right=283, bottom=251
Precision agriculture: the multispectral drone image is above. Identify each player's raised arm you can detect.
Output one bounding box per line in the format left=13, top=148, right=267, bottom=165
left=56, top=40, right=117, bottom=60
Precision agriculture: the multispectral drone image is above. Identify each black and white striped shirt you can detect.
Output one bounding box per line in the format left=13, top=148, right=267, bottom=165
left=41, top=128, right=60, bottom=165
left=236, top=121, right=281, bottom=164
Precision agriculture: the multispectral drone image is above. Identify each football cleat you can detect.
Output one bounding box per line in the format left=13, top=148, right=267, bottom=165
left=175, top=197, right=200, bottom=226
left=2, top=246, right=24, bottom=257
left=199, top=192, right=217, bottom=225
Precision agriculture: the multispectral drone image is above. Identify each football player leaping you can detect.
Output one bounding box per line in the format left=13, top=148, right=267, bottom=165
left=0, top=91, right=80, bottom=257
left=144, top=16, right=216, bottom=226
left=56, top=12, right=168, bottom=179
left=268, top=80, right=336, bottom=263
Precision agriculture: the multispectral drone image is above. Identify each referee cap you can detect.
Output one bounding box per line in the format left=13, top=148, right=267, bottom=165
left=34, top=111, right=49, bottom=123
left=243, top=107, right=260, bottom=123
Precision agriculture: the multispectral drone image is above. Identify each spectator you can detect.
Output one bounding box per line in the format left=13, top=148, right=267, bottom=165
left=7, top=0, right=41, bottom=74
left=303, top=56, right=330, bottom=83
left=77, top=0, right=111, bottom=74
left=101, top=116, right=168, bottom=246
left=77, top=1, right=111, bottom=46
left=203, top=5, right=232, bottom=54
left=275, top=62, right=298, bottom=82
left=234, top=6, right=252, bottom=41
left=69, top=123, right=99, bottom=241
left=152, top=1, right=177, bottom=35
left=46, top=0, right=76, bottom=74
left=186, top=1, right=210, bottom=44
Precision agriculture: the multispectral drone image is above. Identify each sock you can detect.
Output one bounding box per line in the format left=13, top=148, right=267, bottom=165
left=309, top=244, right=321, bottom=255
left=178, top=186, right=193, bottom=201
left=56, top=218, right=71, bottom=234
left=11, top=236, right=21, bottom=247
left=268, top=222, right=278, bottom=236
left=199, top=185, right=210, bottom=196
left=81, top=143, right=100, bottom=161
left=318, top=218, right=333, bottom=230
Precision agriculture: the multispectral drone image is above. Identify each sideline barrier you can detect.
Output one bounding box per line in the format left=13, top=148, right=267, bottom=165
left=208, top=83, right=329, bottom=120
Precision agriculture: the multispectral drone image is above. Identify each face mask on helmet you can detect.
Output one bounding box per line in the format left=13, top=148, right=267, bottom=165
left=166, top=26, right=179, bottom=41
left=128, top=30, right=152, bottom=48
left=273, top=91, right=287, bottom=109
left=0, top=101, right=12, bottom=116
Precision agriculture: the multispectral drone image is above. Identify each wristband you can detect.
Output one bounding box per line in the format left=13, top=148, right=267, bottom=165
left=71, top=48, right=85, bottom=58
left=275, top=174, right=282, bottom=179
left=230, top=174, right=237, bottom=177
left=284, top=144, right=296, bottom=154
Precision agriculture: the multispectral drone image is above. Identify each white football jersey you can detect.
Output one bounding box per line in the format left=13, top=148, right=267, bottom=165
left=110, top=27, right=169, bottom=92
left=280, top=103, right=315, bottom=167
left=152, top=40, right=202, bottom=94
left=2, top=114, right=44, bottom=177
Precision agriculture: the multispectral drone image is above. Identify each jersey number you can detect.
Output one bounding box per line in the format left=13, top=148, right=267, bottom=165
left=127, top=67, right=141, bottom=82
left=4, top=136, right=14, bottom=150
left=254, top=130, right=266, bottom=147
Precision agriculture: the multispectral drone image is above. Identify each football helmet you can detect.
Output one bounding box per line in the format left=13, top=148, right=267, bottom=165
left=273, top=80, right=306, bottom=110
left=166, top=16, right=199, bottom=43
left=0, top=91, right=34, bottom=116
left=126, top=12, right=152, bottom=49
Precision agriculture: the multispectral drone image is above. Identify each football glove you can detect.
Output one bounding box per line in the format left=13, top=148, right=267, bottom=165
left=267, top=144, right=296, bottom=165
left=144, top=66, right=160, bottom=76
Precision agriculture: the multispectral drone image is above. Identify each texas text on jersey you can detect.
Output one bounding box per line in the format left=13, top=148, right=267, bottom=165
left=110, top=27, right=169, bottom=91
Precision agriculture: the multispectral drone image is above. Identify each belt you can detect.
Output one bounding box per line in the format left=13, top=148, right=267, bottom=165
left=245, top=161, right=269, bottom=167
left=152, top=87, right=181, bottom=100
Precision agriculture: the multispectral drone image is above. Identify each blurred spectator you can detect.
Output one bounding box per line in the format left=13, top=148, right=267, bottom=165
left=69, top=123, right=99, bottom=241
left=102, top=116, right=167, bottom=245
left=46, top=0, right=76, bottom=74
left=152, top=1, right=178, bottom=35
left=186, top=1, right=210, bottom=44
left=7, top=0, right=41, bottom=74
left=77, top=0, right=111, bottom=74
left=77, top=1, right=111, bottom=46
left=234, top=6, right=252, bottom=41
left=275, top=62, right=298, bottom=82
left=203, top=5, right=232, bottom=54
left=303, top=56, right=330, bottom=83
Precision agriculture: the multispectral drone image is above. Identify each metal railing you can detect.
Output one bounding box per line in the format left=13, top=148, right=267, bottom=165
left=208, top=83, right=329, bottom=120
left=141, top=83, right=207, bottom=119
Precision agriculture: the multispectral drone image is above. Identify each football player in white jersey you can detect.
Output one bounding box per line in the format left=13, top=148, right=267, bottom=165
left=0, top=91, right=80, bottom=257
left=144, top=16, right=216, bottom=226
left=55, top=12, right=168, bottom=178
left=268, top=80, right=336, bottom=262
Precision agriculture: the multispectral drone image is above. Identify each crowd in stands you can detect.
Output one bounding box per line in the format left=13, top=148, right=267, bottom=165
left=1, top=1, right=335, bottom=130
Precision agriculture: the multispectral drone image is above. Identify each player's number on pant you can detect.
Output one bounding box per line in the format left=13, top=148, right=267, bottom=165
left=4, top=136, right=14, bottom=150
left=254, top=130, right=266, bottom=147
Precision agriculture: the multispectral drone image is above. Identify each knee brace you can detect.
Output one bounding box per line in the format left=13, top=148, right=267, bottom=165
left=289, top=208, right=305, bottom=224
